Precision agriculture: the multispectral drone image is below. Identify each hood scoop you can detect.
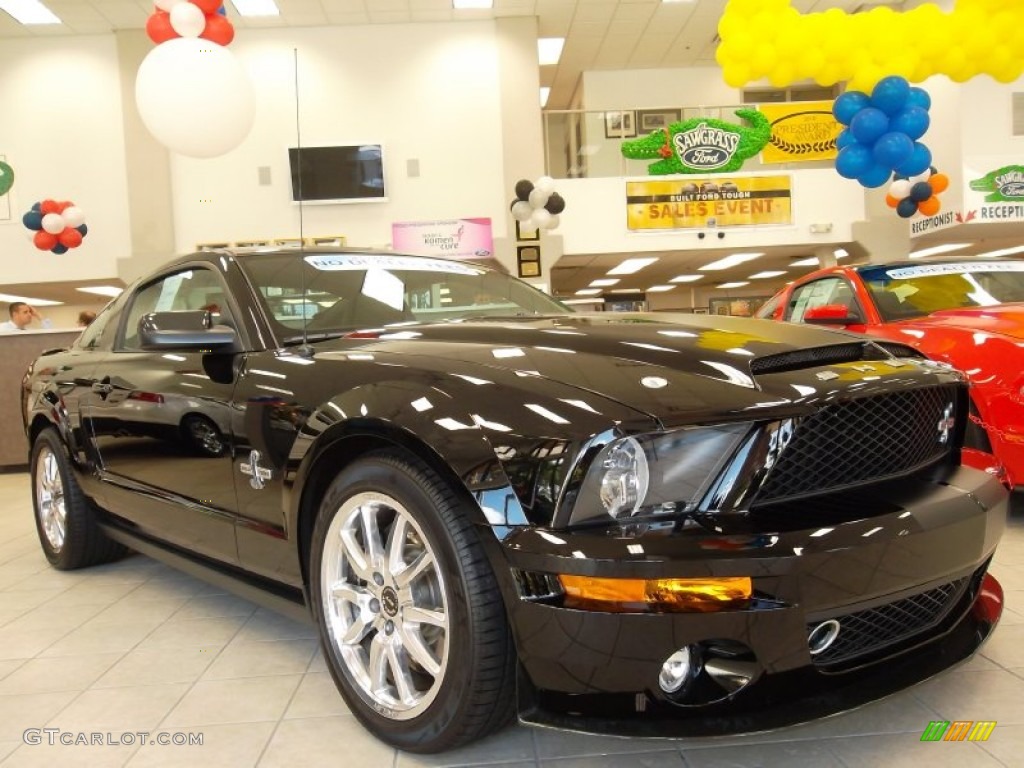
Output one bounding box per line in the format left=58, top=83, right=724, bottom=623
left=750, top=341, right=921, bottom=376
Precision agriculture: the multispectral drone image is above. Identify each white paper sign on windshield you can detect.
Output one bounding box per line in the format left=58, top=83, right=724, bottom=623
left=305, top=254, right=482, bottom=275
left=886, top=262, right=1024, bottom=279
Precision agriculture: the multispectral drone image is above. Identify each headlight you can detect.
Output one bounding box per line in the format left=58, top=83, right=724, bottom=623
left=569, top=423, right=752, bottom=526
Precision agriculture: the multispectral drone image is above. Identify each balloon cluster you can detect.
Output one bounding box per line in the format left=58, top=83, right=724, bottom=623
left=885, top=167, right=949, bottom=219
left=23, top=200, right=88, bottom=255
left=147, top=1, right=234, bottom=47
left=717, top=0, right=1024, bottom=93
left=510, top=177, right=566, bottom=234
left=833, top=76, right=932, bottom=189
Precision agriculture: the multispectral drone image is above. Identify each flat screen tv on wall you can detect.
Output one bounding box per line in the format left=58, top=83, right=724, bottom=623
left=287, top=144, right=386, bottom=203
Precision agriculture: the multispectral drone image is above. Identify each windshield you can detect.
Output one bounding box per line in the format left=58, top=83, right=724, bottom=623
left=860, top=261, right=1024, bottom=321
left=239, top=251, right=570, bottom=340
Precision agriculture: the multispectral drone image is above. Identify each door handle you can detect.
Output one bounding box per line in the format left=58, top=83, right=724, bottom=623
left=92, top=376, right=113, bottom=397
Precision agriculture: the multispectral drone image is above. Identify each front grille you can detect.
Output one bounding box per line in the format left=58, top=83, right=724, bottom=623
left=753, top=385, right=957, bottom=505
left=808, top=575, right=972, bottom=668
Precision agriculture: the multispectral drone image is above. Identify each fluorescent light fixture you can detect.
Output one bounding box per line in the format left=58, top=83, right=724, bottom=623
left=0, top=292, right=62, bottom=306
left=909, top=242, right=970, bottom=259
left=699, top=252, right=763, bottom=271
left=669, top=274, right=703, bottom=283
left=790, top=256, right=819, bottom=267
left=231, top=0, right=280, bottom=16
left=717, top=281, right=750, bottom=289
left=575, top=288, right=602, bottom=295
left=0, top=0, right=60, bottom=24
left=538, top=37, right=565, bottom=65
left=563, top=298, right=602, bottom=305
left=608, top=257, right=658, bottom=275
left=646, top=285, right=676, bottom=292
left=540, top=87, right=550, bottom=107
left=834, top=248, right=849, bottom=258
left=974, top=245, right=1024, bottom=258
left=77, top=286, right=123, bottom=298
left=453, top=0, right=492, bottom=8
left=608, top=288, right=644, bottom=294
left=589, top=278, right=620, bottom=287
left=749, top=271, right=787, bottom=279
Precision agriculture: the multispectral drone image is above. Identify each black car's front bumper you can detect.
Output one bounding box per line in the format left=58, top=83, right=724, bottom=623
left=493, top=465, right=1007, bottom=736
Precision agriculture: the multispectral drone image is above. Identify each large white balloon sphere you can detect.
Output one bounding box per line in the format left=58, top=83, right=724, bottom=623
left=62, top=206, right=86, bottom=228
left=530, top=208, right=553, bottom=230
left=534, top=175, right=556, bottom=193
left=169, top=1, right=205, bottom=38
left=136, top=38, right=255, bottom=159
left=511, top=200, right=533, bottom=222
left=528, top=187, right=551, bottom=209
left=156, top=0, right=184, bottom=10
left=42, top=213, right=65, bottom=234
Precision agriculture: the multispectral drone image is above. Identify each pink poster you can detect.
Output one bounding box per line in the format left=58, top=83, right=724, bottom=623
left=391, top=218, right=493, bottom=259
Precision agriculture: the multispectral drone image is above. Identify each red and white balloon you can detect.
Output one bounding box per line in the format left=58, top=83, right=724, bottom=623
left=23, top=200, right=89, bottom=255
left=147, top=1, right=235, bottom=47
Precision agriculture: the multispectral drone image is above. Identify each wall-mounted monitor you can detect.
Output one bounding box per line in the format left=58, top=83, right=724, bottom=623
left=287, top=144, right=386, bottom=204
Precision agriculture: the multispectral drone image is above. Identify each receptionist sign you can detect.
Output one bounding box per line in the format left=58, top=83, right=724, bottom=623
left=391, top=218, right=493, bottom=259
left=626, top=176, right=792, bottom=231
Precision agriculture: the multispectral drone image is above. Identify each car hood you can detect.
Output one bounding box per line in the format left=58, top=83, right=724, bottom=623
left=908, top=302, right=1024, bottom=341
left=322, top=312, right=924, bottom=427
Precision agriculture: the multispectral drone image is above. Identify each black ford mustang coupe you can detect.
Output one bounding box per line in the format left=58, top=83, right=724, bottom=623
left=22, top=248, right=1006, bottom=752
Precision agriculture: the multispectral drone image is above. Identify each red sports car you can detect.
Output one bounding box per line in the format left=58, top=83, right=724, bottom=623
left=758, top=259, right=1024, bottom=488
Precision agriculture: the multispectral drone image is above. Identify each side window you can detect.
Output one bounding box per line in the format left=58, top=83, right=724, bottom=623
left=77, top=302, right=117, bottom=350
left=119, top=268, right=230, bottom=350
left=786, top=277, right=861, bottom=323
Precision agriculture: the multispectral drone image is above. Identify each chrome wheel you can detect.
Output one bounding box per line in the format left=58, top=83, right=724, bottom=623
left=320, top=491, right=449, bottom=719
left=35, top=445, right=66, bottom=552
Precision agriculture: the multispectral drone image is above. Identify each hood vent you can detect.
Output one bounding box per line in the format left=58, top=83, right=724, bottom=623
left=750, top=341, right=920, bottom=376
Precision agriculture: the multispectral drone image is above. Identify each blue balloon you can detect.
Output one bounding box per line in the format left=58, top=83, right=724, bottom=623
left=871, top=75, right=911, bottom=116
left=872, top=131, right=915, bottom=169
left=907, top=87, right=932, bottom=111
left=51, top=243, right=69, bottom=255
left=909, top=181, right=933, bottom=202
left=833, top=91, right=871, bottom=126
left=836, top=143, right=873, bottom=179
left=22, top=210, right=43, bottom=230
left=896, top=197, right=919, bottom=218
left=895, top=142, right=933, bottom=176
left=850, top=107, right=889, bottom=145
left=76, top=224, right=88, bottom=236
left=836, top=128, right=855, bottom=149
left=31, top=201, right=41, bottom=211
left=858, top=163, right=893, bottom=188
left=889, top=107, right=930, bottom=140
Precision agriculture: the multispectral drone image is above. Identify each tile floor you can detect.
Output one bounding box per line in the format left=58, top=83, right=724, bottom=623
left=0, top=471, right=1022, bottom=767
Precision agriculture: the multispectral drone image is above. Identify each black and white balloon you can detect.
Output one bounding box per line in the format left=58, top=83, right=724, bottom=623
left=510, top=175, right=566, bottom=234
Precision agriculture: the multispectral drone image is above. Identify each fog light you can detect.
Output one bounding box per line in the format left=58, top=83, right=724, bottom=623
left=807, top=619, right=841, bottom=656
left=658, top=647, right=696, bottom=694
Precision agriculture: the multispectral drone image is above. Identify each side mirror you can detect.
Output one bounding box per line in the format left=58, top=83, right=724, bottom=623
left=802, top=304, right=862, bottom=326
left=138, top=311, right=238, bottom=351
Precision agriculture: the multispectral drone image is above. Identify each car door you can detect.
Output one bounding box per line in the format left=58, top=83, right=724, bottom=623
left=82, top=265, right=242, bottom=563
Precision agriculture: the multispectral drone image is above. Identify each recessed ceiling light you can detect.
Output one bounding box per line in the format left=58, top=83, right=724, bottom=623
left=790, top=256, right=819, bottom=267
left=77, top=286, right=123, bottom=298
left=909, top=242, right=971, bottom=259
left=699, top=252, right=763, bottom=271
left=0, top=292, right=62, bottom=306
left=453, top=0, right=493, bottom=8
left=646, top=285, right=675, bottom=292
left=749, top=271, right=787, bottom=279
left=717, top=281, right=750, bottom=289
left=608, top=288, right=643, bottom=294
left=669, top=274, right=702, bottom=283
left=575, top=288, right=602, bottom=296
left=539, top=87, right=550, bottom=107
left=608, top=257, right=659, bottom=275
left=538, top=37, right=565, bottom=66
left=974, top=245, right=1024, bottom=258
left=231, top=0, right=280, bottom=16
left=589, top=278, right=620, bottom=287
left=0, top=0, right=60, bottom=24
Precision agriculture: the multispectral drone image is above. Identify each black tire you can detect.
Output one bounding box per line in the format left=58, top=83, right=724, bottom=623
left=309, top=450, right=516, bottom=753
left=31, top=428, right=127, bottom=570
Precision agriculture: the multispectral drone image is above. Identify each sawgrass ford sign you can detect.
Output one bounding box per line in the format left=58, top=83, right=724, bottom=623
left=626, top=175, right=793, bottom=231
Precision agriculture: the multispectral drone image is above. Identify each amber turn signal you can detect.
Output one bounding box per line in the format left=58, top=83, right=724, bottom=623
left=558, top=574, right=752, bottom=613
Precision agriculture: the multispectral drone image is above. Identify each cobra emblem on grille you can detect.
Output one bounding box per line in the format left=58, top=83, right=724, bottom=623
left=937, top=403, right=955, bottom=445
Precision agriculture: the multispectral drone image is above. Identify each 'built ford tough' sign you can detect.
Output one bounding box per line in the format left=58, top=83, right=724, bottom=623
left=621, top=109, right=770, bottom=175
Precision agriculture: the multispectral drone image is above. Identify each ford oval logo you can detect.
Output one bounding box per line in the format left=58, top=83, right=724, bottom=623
left=680, top=147, right=730, bottom=170
left=999, top=182, right=1024, bottom=198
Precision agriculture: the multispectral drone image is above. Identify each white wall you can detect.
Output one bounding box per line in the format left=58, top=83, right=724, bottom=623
left=0, top=36, right=132, bottom=285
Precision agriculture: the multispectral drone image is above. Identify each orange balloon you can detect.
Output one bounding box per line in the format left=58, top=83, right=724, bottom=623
left=918, top=196, right=941, bottom=216
left=929, top=173, right=949, bottom=194
left=885, top=194, right=900, bottom=208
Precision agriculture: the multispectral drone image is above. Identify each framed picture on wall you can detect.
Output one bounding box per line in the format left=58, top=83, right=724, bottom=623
left=708, top=296, right=771, bottom=317
left=515, top=221, right=539, bottom=241
left=637, top=109, right=681, bottom=135
left=604, top=110, right=636, bottom=139
left=517, top=245, right=541, bottom=278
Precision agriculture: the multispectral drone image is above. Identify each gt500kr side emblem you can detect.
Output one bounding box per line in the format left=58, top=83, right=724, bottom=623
left=937, top=404, right=955, bottom=445
left=240, top=449, right=272, bottom=490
